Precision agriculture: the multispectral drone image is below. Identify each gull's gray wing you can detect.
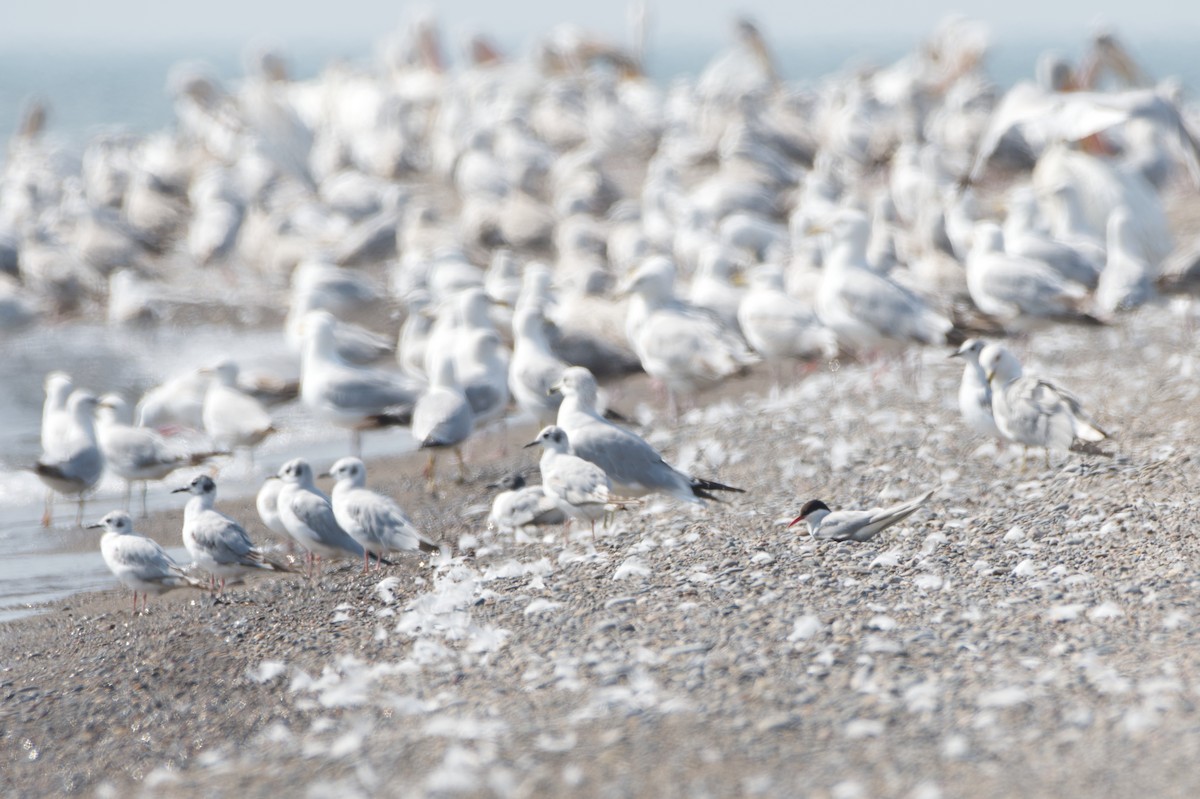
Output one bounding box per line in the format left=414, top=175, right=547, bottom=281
left=320, top=368, right=421, bottom=414
left=343, top=488, right=427, bottom=551
left=290, top=489, right=365, bottom=555
left=568, top=420, right=689, bottom=497
left=191, top=510, right=259, bottom=566
left=412, top=388, right=473, bottom=447
left=545, top=457, right=610, bottom=508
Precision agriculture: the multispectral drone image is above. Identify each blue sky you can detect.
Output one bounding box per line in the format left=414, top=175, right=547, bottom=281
left=4, top=0, right=1199, bottom=51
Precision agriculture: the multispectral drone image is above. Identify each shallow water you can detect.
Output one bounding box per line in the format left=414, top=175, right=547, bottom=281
left=0, top=322, right=419, bottom=619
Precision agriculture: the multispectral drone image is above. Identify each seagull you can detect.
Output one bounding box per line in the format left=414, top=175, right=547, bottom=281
left=815, top=210, right=958, bottom=354
left=1095, top=205, right=1155, bottom=314
left=553, top=366, right=744, bottom=503
left=39, top=371, right=75, bottom=524
left=508, top=303, right=567, bottom=426
left=87, top=510, right=205, bottom=613
left=966, top=223, right=1100, bottom=329
left=275, top=457, right=366, bottom=575
left=948, top=339, right=1001, bottom=440
left=201, top=361, right=276, bottom=462
left=788, top=488, right=936, bottom=542
left=980, top=343, right=1109, bottom=468
left=96, top=393, right=225, bottom=516
left=35, top=390, right=105, bottom=527
left=136, top=368, right=210, bottom=433
left=456, top=328, right=510, bottom=428
left=300, top=310, right=421, bottom=456
left=486, top=472, right=567, bottom=533
left=255, top=475, right=291, bottom=545
left=524, top=425, right=616, bottom=541
left=324, top=457, right=439, bottom=571
left=173, top=474, right=293, bottom=595
left=619, top=255, right=758, bottom=415
left=411, top=353, right=474, bottom=490
left=736, top=263, right=837, bottom=364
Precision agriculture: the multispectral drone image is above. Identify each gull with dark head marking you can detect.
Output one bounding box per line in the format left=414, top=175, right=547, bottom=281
left=325, top=457, right=439, bottom=572
left=173, top=474, right=293, bottom=595
left=553, top=366, right=744, bottom=504
left=788, top=489, right=935, bottom=542
left=275, top=457, right=366, bottom=576
left=948, top=338, right=1002, bottom=441
left=525, top=425, right=615, bottom=542
left=87, top=510, right=205, bottom=613
left=486, top=472, right=567, bottom=533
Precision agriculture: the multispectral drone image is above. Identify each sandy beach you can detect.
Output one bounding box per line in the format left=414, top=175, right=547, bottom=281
left=4, top=310, right=1200, bottom=798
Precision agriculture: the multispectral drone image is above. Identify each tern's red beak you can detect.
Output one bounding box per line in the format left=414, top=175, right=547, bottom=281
left=787, top=514, right=806, bottom=528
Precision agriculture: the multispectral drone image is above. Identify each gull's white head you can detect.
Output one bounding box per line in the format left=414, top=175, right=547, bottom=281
left=949, top=338, right=987, bottom=363
left=978, top=343, right=1023, bottom=386
left=172, top=473, right=217, bottom=499
left=552, top=366, right=599, bottom=407
left=525, top=425, right=571, bottom=454
left=327, top=456, right=367, bottom=488
left=96, top=393, right=133, bottom=425
left=68, top=390, right=100, bottom=419
left=278, top=457, right=314, bottom=486
left=44, top=371, right=73, bottom=401
left=619, top=256, right=676, bottom=301
left=87, top=510, right=135, bottom=535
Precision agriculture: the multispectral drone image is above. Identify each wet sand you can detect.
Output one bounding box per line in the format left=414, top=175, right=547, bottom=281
left=4, top=312, right=1200, bottom=798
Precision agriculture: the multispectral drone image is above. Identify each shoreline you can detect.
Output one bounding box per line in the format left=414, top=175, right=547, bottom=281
left=5, top=316, right=1200, bottom=797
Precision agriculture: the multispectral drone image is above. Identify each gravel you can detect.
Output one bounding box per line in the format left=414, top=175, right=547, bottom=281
left=4, top=310, right=1200, bottom=798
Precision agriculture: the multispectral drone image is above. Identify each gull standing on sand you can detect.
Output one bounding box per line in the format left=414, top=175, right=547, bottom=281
left=980, top=343, right=1109, bottom=467
left=35, top=390, right=105, bottom=527
left=788, top=489, right=936, bottom=542
left=201, top=361, right=276, bottom=461
left=276, top=457, right=366, bottom=575
left=39, top=371, right=75, bottom=523
left=948, top=339, right=1003, bottom=441
left=553, top=366, right=744, bottom=503
left=736, top=262, right=837, bottom=364
left=966, top=223, right=1099, bottom=329
left=136, top=368, right=209, bottom=432
left=486, top=472, right=567, bottom=532
left=255, top=475, right=292, bottom=547
left=88, top=510, right=205, bottom=613
left=620, top=255, right=758, bottom=415
left=301, top=310, right=421, bottom=456
left=96, top=393, right=224, bottom=516
left=411, top=353, right=475, bottom=489
left=456, top=328, right=510, bottom=428
left=815, top=210, right=958, bottom=354
left=41, top=371, right=73, bottom=451
left=174, top=474, right=293, bottom=595
left=509, top=302, right=568, bottom=425
left=1095, top=205, right=1155, bottom=314
left=525, top=425, right=615, bottom=541
left=325, top=457, right=439, bottom=571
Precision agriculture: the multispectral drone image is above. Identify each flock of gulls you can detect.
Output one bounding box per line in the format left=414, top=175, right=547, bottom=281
left=10, top=14, right=1200, bottom=612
